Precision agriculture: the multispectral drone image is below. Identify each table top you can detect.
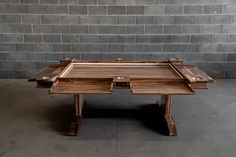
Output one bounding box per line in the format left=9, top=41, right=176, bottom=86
left=29, top=58, right=214, bottom=95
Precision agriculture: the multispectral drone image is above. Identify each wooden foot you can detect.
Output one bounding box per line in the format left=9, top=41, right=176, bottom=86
left=68, top=94, right=84, bottom=136
left=164, top=115, right=177, bottom=136
left=160, top=94, right=177, bottom=136
left=69, top=116, right=80, bottom=136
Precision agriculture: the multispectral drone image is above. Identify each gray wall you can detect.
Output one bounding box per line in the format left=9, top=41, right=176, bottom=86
left=0, top=0, right=236, bottom=78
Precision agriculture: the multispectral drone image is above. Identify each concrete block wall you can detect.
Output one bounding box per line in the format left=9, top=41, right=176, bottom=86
left=0, top=0, right=236, bottom=78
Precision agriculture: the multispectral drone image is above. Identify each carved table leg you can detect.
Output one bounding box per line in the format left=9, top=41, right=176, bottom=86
left=160, top=94, right=177, bottom=136
left=68, top=94, right=84, bottom=136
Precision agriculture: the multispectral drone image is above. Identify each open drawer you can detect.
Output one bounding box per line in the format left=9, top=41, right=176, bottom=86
left=29, top=64, right=66, bottom=88
left=130, top=79, right=194, bottom=95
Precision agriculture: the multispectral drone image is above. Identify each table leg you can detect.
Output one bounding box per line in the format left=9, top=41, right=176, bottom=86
left=160, top=94, right=177, bottom=136
left=68, top=94, right=84, bottom=136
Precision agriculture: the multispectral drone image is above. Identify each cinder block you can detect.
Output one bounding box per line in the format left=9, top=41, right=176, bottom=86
left=209, top=35, right=228, bottom=43
left=24, top=34, right=42, bottom=43
left=115, top=0, right=136, bottom=5
left=20, top=0, right=39, bottom=4
left=49, top=5, right=68, bottom=14
left=33, top=44, right=53, bottom=52
left=125, top=44, right=143, bottom=52
left=40, top=0, right=58, bottom=4
left=219, top=44, right=236, bottom=52
left=0, top=25, right=14, bottom=33
left=0, top=34, right=4, bottom=42
left=203, top=5, right=223, bottom=14
left=30, top=5, right=49, bottom=14
left=108, top=44, right=125, bottom=52
left=163, top=25, right=181, bottom=34
left=117, top=35, right=135, bottom=43
left=60, top=16, right=80, bottom=24
left=15, top=62, right=36, bottom=70
left=165, top=6, right=183, bottom=14
left=223, top=5, right=236, bottom=14
left=182, top=25, right=200, bottom=34
left=181, top=44, right=200, bottom=52
left=184, top=5, right=203, bottom=14
left=71, top=25, right=88, bottom=34
left=8, top=53, right=26, bottom=61
left=212, top=15, right=231, bottom=24
left=72, top=44, right=89, bottom=52
left=26, top=53, right=45, bottom=61
left=80, top=16, right=98, bottom=24
left=5, top=34, right=23, bottom=42
left=145, top=6, right=165, bottom=15
left=229, top=34, right=236, bottom=43
left=14, top=24, right=32, bottom=33
left=108, top=6, right=126, bottom=15
left=89, top=26, right=125, bottom=34
left=98, top=0, right=116, bottom=5
left=79, top=0, right=97, bottom=5
left=81, top=52, right=98, bottom=60
left=1, top=15, right=21, bottom=24
left=80, top=35, right=98, bottom=43
left=9, top=4, right=30, bottom=13
left=59, top=0, right=79, bottom=4
left=126, top=26, right=144, bottom=34
left=134, top=53, right=153, bottom=61
left=101, top=35, right=117, bottom=43
left=163, top=44, right=181, bottom=52
left=33, top=25, right=52, bottom=33
left=145, top=25, right=163, bottom=34
left=98, top=16, right=116, bottom=24
left=127, top=6, right=144, bottom=15
left=155, top=16, right=173, bottom=24
left=193, top=0, right=215, bottom=4
left=171, top=35, right=190, bottom=43
left=0, top=62, right=16, bottom=71
left=0, top=44, right=16, bottom=51
left=62, top=35, right=80, bottom=43
left=99, top=52, right=117, bottom=61
left=157, top=0, right=175, bottom=4
left=43, top=35, right=61, bottom=43
left=41, top=15, right=60, bottom=24
left=53, top=44, right=71, bottom=52
left=137, top=35, right=171, bottom=43
left=193, top=15, right=211, bottom=24
left=16, top=43, right=33, bottom=52
left=22, top=15, right=40, bottom=24
left=52, top=25, right=71, bottom=34
left=174, top=0, right=193, bottom=4
left=143, top=44, right=162, bottom=52
left=173, top=16, right=192, bottom=24
left=0, top=0, right=19, bottom=3
left=202, top=53, right=227, bottom=61
left=69, top=6, right=87, bottom=14
left=145, top=0, right=155, bottom=5
left=89, top=6, right=107, bottom=15
left=191, top=35, right=209, bottom=43
left=44, top=53, right=64, bottom=61
left=199, top=44, right=219, bottom=52
left=227, top=53, right=236, bottom=61
left=117, top=16, right=136, bottom=24
left=221, top=25, right=236, bottom=33
left=89, top=44, right=107, bottom=52
left=200, top=25, right=220, bottom=33
left=136, top=16, right=154, bottom=24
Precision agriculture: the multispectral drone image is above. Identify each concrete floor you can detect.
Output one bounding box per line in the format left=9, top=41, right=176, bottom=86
left=0, top=79, right=236, bottom=157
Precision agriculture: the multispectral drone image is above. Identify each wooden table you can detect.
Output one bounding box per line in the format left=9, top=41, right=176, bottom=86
left=29, top=58, right=214, bottom=136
